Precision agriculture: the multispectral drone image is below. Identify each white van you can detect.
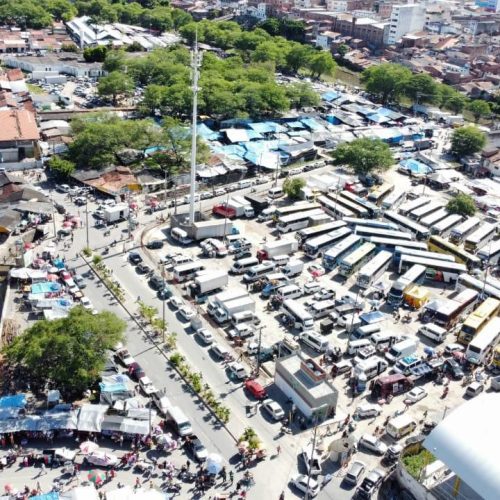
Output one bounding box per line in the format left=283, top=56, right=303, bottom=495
left=347, top=339, right=372, bottom=356
left=386, top=415, right=417, bottom=440
left=268, top=186, right=284, bottom=199
left=166, top=407, right=193, bottom=437
left=339, top=314, right=362, bottom=333
left=238, top=179, right=253, bottom=189
left=231, top=310, right=259, bottom=326
left=151, top=392, right=172, bottom=417
left=299, top=331, right=329, bottom=352
left=418, top=323, right=447, bottom=343
left=271, top=254, right=290, bottom=267
left=350, top=324, right=381, bottom=341
left=277, top=284, right=303, bottom=301
left=370, top=332, right=401, bottom=351
left=171, top=227, right=193, bottom=246
left=243, top=262, right=276, bottom=283
left=385, top=338, right=418, bottom=363
left=353, top=357, right=388, bottom=380
left=230, top=257, right=259, bottom=275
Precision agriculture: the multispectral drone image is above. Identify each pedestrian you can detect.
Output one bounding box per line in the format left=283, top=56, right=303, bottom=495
left=39, top=463, right=46, bottom=476
left=220, top=466, right=227, bottom=483
left=135, top=477, right=141, bottom=490
left=186, top=459, right=191, bottom=470
left=423, top=410, right=428, bottom=419
left=279, top=492, right=285, bottom=500
left=229, top=470, right=234, bottom=485
left=276, top=445, right=281, bottom=455
left=119, top=434, right=124, bottom=447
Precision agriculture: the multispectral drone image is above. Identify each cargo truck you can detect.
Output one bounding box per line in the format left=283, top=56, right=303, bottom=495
left=190, top=271, right=228, bottom=298
left=227, top=198, right=254, bottom=218
left=244, top=194, right=269, bottom=214
left=103, top=203, right=130, bottom=224
left=257, top=239, right=299, bottom=261
left=213, top=295, right=256, bottom=324
left=282, top=259, right=304, bottom=277
left=192, top=220, right=235, bottom=240
left=212, top=204, right=236, bottom=219
left=207, top=288, right=248, bottom=317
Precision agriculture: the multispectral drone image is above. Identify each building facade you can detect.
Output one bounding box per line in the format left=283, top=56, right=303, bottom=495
left=387, top=4, right=426, bottom=45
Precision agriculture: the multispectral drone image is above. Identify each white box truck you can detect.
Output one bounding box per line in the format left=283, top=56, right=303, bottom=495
left=213, top=296, right=255, bottom=324
left=282, top=259, right=304, bottom=277
left=257, top=239, right=299, bottom=261
left=103, top=203, right=130, bottom=223
left=207, top=288, right=247, bottom=317
left=230, top=196, right=255, bottom=218
left=193, top=220, right=234, bottom=240
left=227, top=199, right=254, bottom=218
left=190, top=271, right=228, bottom=297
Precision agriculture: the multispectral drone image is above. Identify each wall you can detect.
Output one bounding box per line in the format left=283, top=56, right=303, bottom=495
left=395, top=464, right=437, bottom=500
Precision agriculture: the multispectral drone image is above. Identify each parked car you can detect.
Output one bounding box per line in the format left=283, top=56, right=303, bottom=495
left=185, top=435, right=208, bottom=462
left=233, top=250, right=252, bottom=261
left=343, top=460, right=366, bottom=487
left=73, top=275, right=86, bottom=288
left=303, top=282, right=321, bottom=295
left=291, top=475, right=319, bottom=498
left=116, top=348, right=135, bottom=367
left=178, top=305, right=195, bottom=322
left=136, top=263, right=151, bottom=274
left=169, top=296, right=183, bottom=309
left=80, top=297, right=93, bottom=311
left=129, top=252, right=142, bottom=265
left=158, top=287, right=173, bottom=300
left=314, top=288, right=335, bottom=301
left=355, top=403, right=382, bottom=419
left=262, top=399, right=285, bottom=421
left=405, top=387, right=427, bottom=404
left=443, top=358, right=464, bottom=379
left=465, top=381, right=484, bottom=398
left=195, top=329, right=214, bottom=345
left=227, top=362, right=247, bottom=381
left=139, top=376, right=157, bottom=396
left=243, top=379, right=267, bottom=400
left=146, top=240, right=164, bottom=249
left=210, top=344, right=230, bottom=361
left=308, top=263, right=325, bottom=277
left=357, top=469, right=385, bottom=499
left=358, top=434, right=387, bottom=455
left=127, top=362, right=145, bottom=381
left=149, top=275, right=165, bottom=291
left=444, top=343, right=465, bottom=356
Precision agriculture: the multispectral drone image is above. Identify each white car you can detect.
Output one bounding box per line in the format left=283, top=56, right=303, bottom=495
left=262, top=399, right=285, bottom=421
left=196, top=329, right=214, bottom=345
left=178, top=305, right=195, bottom=322
left=85, top=451, right=119, bottom=468
left=291, top=475, right=320, bottom=498
left=210, top=343, right=230, bottom=360
left=314, top=288, right=335, bottom=301
left=139, top=376, right=157, bottom=396
left=444, top=343, right=465, bottom=356
left=116, top=348, right=135, bottom=367
left=80, top=297, right=93, bottom=310
left=169, top=296, right=183, bottom=309
left=303, top=282, right=321, bottom=295
left=405, top=387, right=427, bottom=404
left=227, top=362, right=247, bottom=381
left=358, top=434, right=388, bottom=455
left=355, top=403, right=382, bottom=419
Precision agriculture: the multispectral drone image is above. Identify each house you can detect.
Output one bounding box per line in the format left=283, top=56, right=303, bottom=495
left=482, top=148, right=500, bottom=177
left=0, top=109, right=40, bottom=163
left=274, top=353, right=338, bottom=420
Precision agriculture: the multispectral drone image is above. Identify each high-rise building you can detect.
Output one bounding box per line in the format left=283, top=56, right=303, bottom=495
left=387, top=3, right=426, bottom=44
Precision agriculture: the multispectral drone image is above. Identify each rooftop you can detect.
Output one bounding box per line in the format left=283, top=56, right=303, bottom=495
left=0, top=109, right=39, bottom=142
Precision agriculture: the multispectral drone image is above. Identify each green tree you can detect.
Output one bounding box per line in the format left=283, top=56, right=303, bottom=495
left=3, top=308, right=125, bottom=396
left=285, top=82, right=319, bottom=109
left=61, top=43, right=78, bottom=52
left=337, top=44, right=349, bottom=59
left=44, top=0, right=77, bottom=20
left=361, top=63, right=412, bottom=104
left=103, top=49, right=126, bottom=72
left=140, top=84, right=168, bottom=115
left=446, top=193, right=477, bottom=217
left=83, top=45, right=108, bottom=63
left=445, top=93, right=467, bottom=114
left=0, top=0, right=52, bottom=28
left=48, top=155, right=75, bottom=178
left=98, top=71, right=134, bottom=105
left=451, top=126, right=486, bottom=157
left=466, top=100, right=491, bottom=123
left=332, top=138, right=394, bottom=175
left=283, top=177, right=306, bottom=200
left=285, top=44, right=313, bottom=74
left=404, top=73, right=439, bottom=104
left=308, top=51, right=336, bottom=79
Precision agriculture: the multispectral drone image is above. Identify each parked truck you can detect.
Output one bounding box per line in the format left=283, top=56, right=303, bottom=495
left=244, top=194, right=269, bottom=214
left=257, top=239, right=299, bottom=261
left=207, top=288, right=248, bottom=317
left=190, top=271, right=228, bottom=298
left=103, top=203, right=130, bottom=224
left=282, top=259, right=304, bottom=277
left=212, top=204, right=236, bottom=219
left=213, top=295, right=256, bottom=324
left=192, top=220, right=235, bottom=240
left=227, top=198, right=254, bottom=218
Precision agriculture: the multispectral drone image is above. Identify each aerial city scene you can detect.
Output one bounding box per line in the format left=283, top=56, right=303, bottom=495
left=0, top=0, right=499, bottom=498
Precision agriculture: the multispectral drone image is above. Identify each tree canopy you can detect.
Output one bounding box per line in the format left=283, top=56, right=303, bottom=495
left=98, top=71, right=134, bottom=105
left=451, top=126, right=486, bottom=157
left=331, top=138, right=394, bottom=175
left=447, top=193, right=477, bottom=217
left=466, top=100, right=491, bottom=123
left=48, top=155, right=75, bottom=178
left=361, top=63, right=412, bottom=104
left=3, top=307, right=126, bottom=396
left=283, top=177, right=306, bottom=200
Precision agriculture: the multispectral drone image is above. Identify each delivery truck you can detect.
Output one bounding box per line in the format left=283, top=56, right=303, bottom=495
left=190, top=271, right=228, bottom=298
left=192, top=220, right=235, bottom=240
left=282, top=259, right=304, bottom=277
left=213, top=295, right=256, bottom=324
left=257, top=239, right=299, bottom=261
left=207, top=288, right=248, bottom=317
left=103, top=203, right=130, bottom=224
left=244, top=194, right=269, bottom=214
left=227, top=198, right=254, bottom=218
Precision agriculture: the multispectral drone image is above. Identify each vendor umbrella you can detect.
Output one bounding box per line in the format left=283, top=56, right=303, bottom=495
left=80, top=440, right=99, bottom=455
left=47, top=274, right=59, bottom=281
left=63, top=221, right=72, bottom=228
left=4, top=484, right=14, bottom=492
left=88, top=470, right=106, bottom=484
left=206, top=453, right=224, bottom=475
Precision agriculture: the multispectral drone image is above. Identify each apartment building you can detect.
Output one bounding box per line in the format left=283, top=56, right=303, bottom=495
left=387, top=3, right=426, bottom=45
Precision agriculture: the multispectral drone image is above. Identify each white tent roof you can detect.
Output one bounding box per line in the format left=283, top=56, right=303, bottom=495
left=424, top=393, right=500, bottom=500
left=105, top=486, right=165, bottom=499
left=61, top=485, right=99, bottom=500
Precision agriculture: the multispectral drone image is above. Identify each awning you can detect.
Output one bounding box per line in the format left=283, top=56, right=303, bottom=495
left=10, top=268, right=48, bottom=280
left=76, top=404, right=108, bottom=433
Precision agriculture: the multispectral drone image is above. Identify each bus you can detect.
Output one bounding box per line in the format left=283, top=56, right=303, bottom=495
left=368, top=183, right=394, bottom=205
left=424, top=288, right=479, bottom=329
left=464, top=222, right=497, bottom=253
left=356, top=250, right=392, bottom=289
left=428, top=236, right=481, bottom=269
left=384, top=211, right=430, bottom=240
left=340, top=191, right=380, bottom=217
left=457, top=297, right=500, bottom=345
left=393, top=247, right=455, bottom=267
left=303, top=227, right=352, bottom=259
left=317, top=196, right=355, bottom=219
left=465, top=317, right=500, bottom=364
left=328, top=193, right=369, bottom=218
left=338, top=242, right=377, bottom=278
left=398, top=255, right=467, bottom=283
left=420, top=208, right=449, bottom=228
left=295, top=220, right=344, bottom=246
left=173, top=261, right=206, bottom=283
left=381, top=189, right=406, bottom=210
left=277, top=209, right=325, bottom=233
left=388, top=264, right=427, bottom=305
left=455, top=274, right=500, bottom=301
left=409, top=201, right=443, bottom=221
left=430, top=214, right=463, bottom=237
left=354, top=226, right=413, bottom=241
left=281, top=299, right=314, bottom=331
left=368, top=238, right=427, bottom=253
left=323, top=235, right=362, bottom=270
left=343, top=218, right=398, bottom=231
left=478, top=239, right=500, bottom=265
left=449, top=217, right=482, bottom=245
left=399, top=197, right=431, bottom=216
left=275, top=202, right=321, bottom=219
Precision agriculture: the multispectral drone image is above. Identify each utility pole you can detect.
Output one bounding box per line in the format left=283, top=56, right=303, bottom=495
left=256, top=326, right=263, bottom=374
left=188, top=35, right=202, bottom=225
left=305, top=417, right=320, bottom=500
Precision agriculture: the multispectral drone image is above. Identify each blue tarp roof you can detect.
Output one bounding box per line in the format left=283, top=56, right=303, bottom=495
left=198, top=123, right=220, bottom=141
left=214, top=144, right=247, bottom=160
left=322, top=91, right=340, bottom=102
left=244, top=151, right=281, bottom=169
left=31, top=282, right=62, bottom=294
left=30, top=493, right=59, bottom=500
left=377, top=107, right=406, bottom=120
left=367, top=113, right=391, bottom=124
left=301, top=117, right=324, bottom=131
left=400, top=158, right=433, bottom=175
left=99, top=382, right=127, bottom=393
left=248, top=122, right=287, bottom=134
left=0, top=394, right=26, bottom=408
left=360, top=311, right=387, bottom=324
left=287, top=121, right=305, bottom=129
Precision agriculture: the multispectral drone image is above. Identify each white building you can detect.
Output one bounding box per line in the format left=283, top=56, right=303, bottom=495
left=387, top=4, right=426, bottom=45
left=326, top=0, right=348, bottom=11
left=245, top=2, right=267, bottom=20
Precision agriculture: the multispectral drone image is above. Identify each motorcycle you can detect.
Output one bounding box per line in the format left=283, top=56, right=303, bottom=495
left=104, top=230, right=111, bottom=236
left=102, top=247, right=109, bottom=255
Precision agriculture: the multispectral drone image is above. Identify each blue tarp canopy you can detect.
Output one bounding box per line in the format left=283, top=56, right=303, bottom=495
left=144, top=146, right=167, bottom=155
left=377, top=107, right=406, bottom=120
left=400, top=158, right=433, bottom=175
left=29, top=494, right=59, bottom=500
left=197, top=123, right=220, bottom=141
left=301, top=117, right=325, bottom=131
left=248, top=122, right=287, bottom=134
left=286, top=121, right=305, bottom=129
left=31, top=282, right=62, bottom=294
left=244, top=151, right=281, bottom=169
left=360, top=311, right=387, bottom=324
left=367, top=113, right=391, bottom=124
left=0, top=394, right=26, bottom=408
left=213, top=144, right=246, bottom=160
left=322, top=91, right=340, bottom=102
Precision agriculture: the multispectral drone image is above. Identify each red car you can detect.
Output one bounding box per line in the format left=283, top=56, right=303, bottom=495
left=244, top=379, right=267, bottom=400
left=128, top=362, right=145, bottom=381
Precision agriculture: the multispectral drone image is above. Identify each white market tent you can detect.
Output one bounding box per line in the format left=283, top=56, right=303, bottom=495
left=106, top=486, right=166, bottom=499
left=61, top=485, right=99, bottom=500
left=424, top=393, right=500, bottom=500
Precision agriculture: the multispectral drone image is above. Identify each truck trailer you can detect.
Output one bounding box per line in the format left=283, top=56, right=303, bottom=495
left=190, top=271, right=228, bottom=297
left=212, top=295, right=256, bottom=324
left=257, top=239, right=299, bottom=261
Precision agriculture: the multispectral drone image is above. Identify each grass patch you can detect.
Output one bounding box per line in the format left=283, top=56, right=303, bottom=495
left=402, top=449, right=436, bottom=480
left=27, top=83, right=46, bottom=95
